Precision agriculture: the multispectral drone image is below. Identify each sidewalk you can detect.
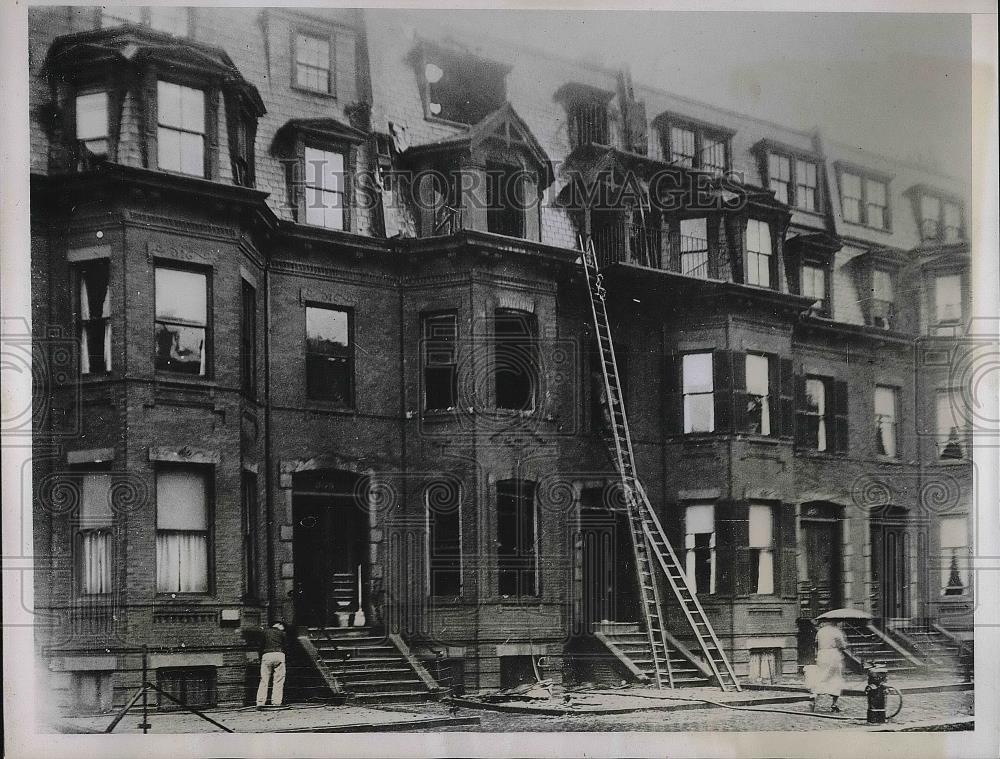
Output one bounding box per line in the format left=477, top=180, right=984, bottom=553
left=52, top=702, right=480, bottom=734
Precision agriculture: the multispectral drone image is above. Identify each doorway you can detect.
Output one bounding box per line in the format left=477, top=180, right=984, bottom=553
left=292, top=470, right=369, bottom=627
left=870, top=506, right=910, bottom=621
left=579, top=487, right=639, bottom=629
left=800, top=502, right=843, bottom=618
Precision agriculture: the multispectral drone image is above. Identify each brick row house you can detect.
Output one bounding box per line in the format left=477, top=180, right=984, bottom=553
left=29, top=7, right=975, bottom=713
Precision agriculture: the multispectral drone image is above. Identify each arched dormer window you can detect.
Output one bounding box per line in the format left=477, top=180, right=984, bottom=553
left=42, top=26, right=265, bottom=186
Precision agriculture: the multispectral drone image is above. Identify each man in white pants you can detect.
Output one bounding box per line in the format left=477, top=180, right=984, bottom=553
left=256, top=622, right=287, bottom=708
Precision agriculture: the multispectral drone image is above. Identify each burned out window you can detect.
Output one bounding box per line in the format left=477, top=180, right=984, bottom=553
left=684, top=503, right=715, bottom=594
left=421, top=47, right=507, bottom=125
left=154, top=265, right=207, bottom=376
left=568, top=100, right=609, bottom=148
left=423, top=312, right=458, bottom=412
left=497, top=480, right=538, bottom=598
left=657, top=115, right=731, bottom=174
left=78, top=260, right=112, bottom=375
left=679, top=218, right=709, bottom=278
left=427, top=482, right=462, bottom=597
left=486, top=162, right=526, bottom=238
left=305, top=305, right=352, bottom=405
left=494, top=309, right=537, bottom=411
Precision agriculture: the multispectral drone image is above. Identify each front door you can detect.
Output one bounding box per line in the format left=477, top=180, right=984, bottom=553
left=800, top=504, right=843, bottom=618
left=871, top=508, right=910, bottom=620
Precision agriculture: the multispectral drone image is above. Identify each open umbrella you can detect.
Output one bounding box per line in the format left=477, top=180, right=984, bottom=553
left=816, top=607, right=872, bottom=622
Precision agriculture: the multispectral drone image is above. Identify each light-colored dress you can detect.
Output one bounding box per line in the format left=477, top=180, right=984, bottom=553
left=806, top=624, right=847, bottom=696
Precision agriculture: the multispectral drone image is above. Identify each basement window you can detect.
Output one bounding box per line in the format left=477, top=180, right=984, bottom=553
left=305, top=305, right=353, bottom=405
left=494, top=309, right=537, bottom=412
left=77, top=260, right=112, bottom=375
left=497, top=480, right=538, bottom=598
left=420, top=45, right=507, bottom=125
left=156, top=667, right=216, bottom=710
left=499, top=656, right=538, bottom=688
left=71, top=671, right=114, bottom=714
left=423, top=312, right=458, bottom=412
left=684, top=503, right=715, bottom=595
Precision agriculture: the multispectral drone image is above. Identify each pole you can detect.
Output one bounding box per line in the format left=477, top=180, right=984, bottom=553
left=139, top=645, right=150, bottom=734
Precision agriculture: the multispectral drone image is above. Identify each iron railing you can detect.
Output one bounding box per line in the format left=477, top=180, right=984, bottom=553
left=568, top=102, right=611, bottom=149
left=592, top=221, right=662, bottom=269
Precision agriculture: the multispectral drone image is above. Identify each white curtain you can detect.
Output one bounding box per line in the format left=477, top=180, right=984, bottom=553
left=750, top=649, right=779, bottom=684
left=80, top=278, right=91, bottom=375
left=156, top=532, right=208, bottom=592
left=81, top=530, right=112, bottom=594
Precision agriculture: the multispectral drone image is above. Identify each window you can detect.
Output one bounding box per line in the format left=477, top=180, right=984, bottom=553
left=795, top=159, right=818, bottom=212
left=684, top=503, right=715, bottom=595
left=421, top=46, right=507, bottom=125
left=939, top=517, right=969, bottom=596
left=294, top=32, right=333, bottom=94
left=302, top=147, right=345, bottom=230
left=305, top=305, right=352, bottom=405
left=101, top=7, right=189, bottom=35
left=156, top=469, right=210, bottom=594
left=746, top=220, right=772, bottom=288
left=748, top=504, right=774, bottom=595
left=75, top=91, right=109, bottom=160
left=156, top=667, right=215, bottom=710
left=157, top=81, right=205, bottom=176
left=78, top=260, right=111, bottom=375
left=72, top=671, right=113, bottom=714
left=241, top=279, right=257, bottom=396
left=801, top=377, right=828, bottom=452
left=427, top=483, right=462, bottom=596
left=875, top=386, right=898, bottom=458
left=154, top=266, right=207, bottom=375
left=241, top=472, right=258, bottom=600
left=768, top=154, right=791, bottom=205
left=486, top=162, right=526, bottom=237
left=936, top=390, right=965, bottom=460
left=658, top=118, right=730, bottom=174
left=801, top=264, right=827, bottom=312
left=748, top=649, right=782, bottom=685
left=870, top=269, right=895, bottom=329
left=682, top=352, right=714, bottom=433
left=567, top=100, right=609, bottom=148
left=745, top=354, right=771, bottom=436
left=78, top=474, right=113, bottom=595
left=679, top=218, right=709, bottom=278
left=934, top=273, right=962, bottom=332
left=494, top=309, right=537, bottom=412
left=497, top=480, right=538, bottom=597
left=840, top=169, right=889, bottom=229
left=423, top=312, right=458, bottom=412
left=919, top=194, right=964, bottom=243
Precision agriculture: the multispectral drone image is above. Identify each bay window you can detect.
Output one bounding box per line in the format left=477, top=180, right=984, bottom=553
left=75, top=91, right=109, bottom=161
left=746, top=219, right=773, bottom=288
left=748, top=503, right=774, bottom=595
left=78, top=474, right=113, bottom=595
left=936, top=390, right=965, bottom=460
left=684, top=503, right=715, bottom=595
left=154, top=265, right=208, bottom=376
left=303, top=147, right=346, bottom=230
left=745, top=354, right=771, bottom=436
left=423, top=312, right=458, bottom=412
left=427, top=483, right=462, bottom=597
left=156, top=468, right=210, bottom=594
left=874, top=386, right=898, bottom=458
left=801, top=377, right=828, bottom=451
left=78, top=260, right=112, bottom=375
left=682, top=352, right=714, bottom=433
left=157, top=81, right=206, bottom=177
left=497, top=480, right=538, bottom=598
left=494, top=309, right=537, bottom=412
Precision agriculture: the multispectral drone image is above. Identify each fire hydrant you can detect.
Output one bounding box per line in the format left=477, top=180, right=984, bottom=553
left=865, top=663, right=889, bottom=724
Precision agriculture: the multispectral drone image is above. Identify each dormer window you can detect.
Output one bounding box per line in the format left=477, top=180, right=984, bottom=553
left=157, top=81, right=206, bottom=177
left=417, top=44, right=507, bottom=126
left=75, top=91, right=109, bottom=161
left=294, top=31, right=334, bottom=95
left=801, top=263, right=827, bottom=312
left=555, top=82, right=615, bottom=150
left=918, top=192, right=964, bottom=243
left=745, top=219, right=774, bottom=288
left=871, top=269, right=895, bottom=329
left=763, top=148, right=820, bottom=212
left=655, top=114, right=731, bottom=175
left=837, top=164, right=891, bottom=230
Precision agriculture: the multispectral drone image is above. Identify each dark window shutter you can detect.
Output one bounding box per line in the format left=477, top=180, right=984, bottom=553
left=141, top=67, right=158, bottom=169
left=663, top=353, right=682, bottom=434
left=766, top=355, right=781, bottom=437
left=660, top=501, right=684, bottom=558
left=794, top=374, right=810, bottom=448
left=779, top=358, right=795, bottom=438
left=778, top=504, right=798, bottom=597
left=832, top=379, right=849, bottom=453
left=666, top=225, right=681, bottom=272
left=730, top=502, right=753, bottom=596
left=713, top=500, right=738, bottom=597
left=731, top=351, right=749, bottom=433
left=713, top=350, right=733, bottom=434
left=205, top=87, right=220, bottom=181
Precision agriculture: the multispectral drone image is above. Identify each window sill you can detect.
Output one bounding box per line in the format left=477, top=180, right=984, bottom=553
left=735, top=434, right=792, bottom=447
left=290, top=84, right=337, bottom=100
left=420, top=408, right=464, bottom=421
left=842, top=220, right=891, bottom=234
left=793, top=449, right=847, bottom=460
left=428, top=595, right=465, bottom=606
left=155, top=594, right=216, bottom=602
left=303, top=399, right=355, bottom=413
left=874, top=455, right=905, bottom=465
left=934, top=457, right=971, bottom=466
left=154, top=373, right=215, bottom=387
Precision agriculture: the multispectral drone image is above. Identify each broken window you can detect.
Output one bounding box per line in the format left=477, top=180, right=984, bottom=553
left=568, top=100, right=609, bottom=148
left=875, top=386, right=898, bottom=458
left=427, top=482, right=462, bottom=596
left=701, top=135, right=728, bottom=176
left=679, top=218, right=709, bottom=278
left=154, top=265, right=207, bottom=376
left=939, top=517, right=969, bottom=596
left=75, top=91, right=109, bottom=161
left=486, top=162, right=527, bottom=238
left=745, top=354, right=771, bottom=436
left=748, top=503, right=774, bottom=595
left=494, top=309, right=537, bottom=412
left=684, top=503, right=715, bottom=595
left=241, top=279, right=257, bottom=396
left=305, top=305, right=352, bottom=405
left=241, top=472, right=259, bottom=600
left=423, top=312, right=458, bottom=412
left=421, top=47, right=507, bottom=125
left=155, top=468, right=210, bottom=594
left=682, top=352, right=714, bottom=433
left=745, top=219, right=773, bottom=288
left=668, top=126, right=696, bottom=166
left=157, top=81, right=205, bottom=176
left=294, top=32, right=333, bottom=94
left=78, top=473, right=113, bottom=595
left=78, top=260, right=112, bottom=375
left=497, top=480, right=538, bottom=597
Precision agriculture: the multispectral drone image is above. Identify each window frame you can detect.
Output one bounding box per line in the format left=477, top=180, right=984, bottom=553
left=496, top=479, right=540, bottom=599
left=241, top=471, right=259, bottom=602
left=240, top=277, right=257, bottom=397
left=745, top=218, right=774, bottom=289
left=74, top=89, right=111, bottom=161
left=658, top=116, right=732, bottom=175
left=681, top=351, right=715, bottom=434
left=304, top=303, right=355, bottom=407
left=744, top=353, right=773, bottom=437
left=285, top=135, right=356, bottom=232
left=290, top=27, right=337, bottom=97
left=418, top=43, right=509, bottom=128
left=932, top=271, right=964, bottom=335
left=800, top=262, right=829, bottom=314
left=918, top=190, right=965, bottom=244
left=874, top=384, right=899, bottom=459
left=422, top=311, right=459, bottom=413
left=155, top=79, right=209, bottom=178
left=764, top=150, right=821, bottom=212
left=75, top=259, right=113, bottom=376
left=493, top=308, right=538, bottom=413
left=836, top=163, right=892, bottom=231
left=153, top=261, right=211, bottom=378
left=683, top=502, right=716, bottom=595
left=154, top=466, right=214, bottom=596
left=801, top=376, right=829, bottom=452
left=426, top=482, right=463, bottom=599
left=935, top=387, right=967, bottom=460
left=75, top=470, right=115, bottom=598
left=938, top=516, right=970, bottom=596
left=748, top=503, right=775, bottom=596
left=156, top=667, right=217, bottom=710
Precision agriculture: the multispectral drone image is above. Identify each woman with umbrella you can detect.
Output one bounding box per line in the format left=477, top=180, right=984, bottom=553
left=806, top=608, right=865, bottom=712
